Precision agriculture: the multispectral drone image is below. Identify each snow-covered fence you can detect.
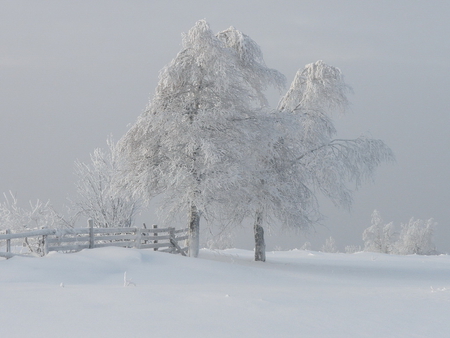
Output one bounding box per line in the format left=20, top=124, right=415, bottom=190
left=0, top=221, right=188, bottom=259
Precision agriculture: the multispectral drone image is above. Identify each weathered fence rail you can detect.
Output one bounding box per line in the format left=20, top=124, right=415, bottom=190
left=0, top=220, right=188, bottom=259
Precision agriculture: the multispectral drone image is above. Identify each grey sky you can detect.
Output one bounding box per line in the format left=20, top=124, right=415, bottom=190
left=1, top=1, right=449, bottom=251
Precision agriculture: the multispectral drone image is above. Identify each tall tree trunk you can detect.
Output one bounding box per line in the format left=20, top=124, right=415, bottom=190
left=188, top=204, right=200, bottom=257
left=254, top=211, right=266, bottom=262
left=186, top=73, right=202, bottom=258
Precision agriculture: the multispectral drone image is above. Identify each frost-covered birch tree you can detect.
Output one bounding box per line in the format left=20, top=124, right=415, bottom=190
left=214, top=27, right=310, bottom=261
left=118, top=20, right=393, bottom=261
left=240, top=61, right=394, bottom=261
left=117, top=21, right=284, bottom=257
left=73, top=138, right=140, bottom=228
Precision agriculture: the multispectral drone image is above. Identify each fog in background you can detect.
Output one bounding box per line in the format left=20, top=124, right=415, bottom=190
left=1, top=1, right=449, bottom=251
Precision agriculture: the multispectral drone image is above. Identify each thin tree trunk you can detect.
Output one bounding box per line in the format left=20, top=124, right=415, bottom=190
left=254, top=211, right=266, bottom=262
left=188, top=204, right=200, bottom=257
left=186, top=75, right=202, bottom=258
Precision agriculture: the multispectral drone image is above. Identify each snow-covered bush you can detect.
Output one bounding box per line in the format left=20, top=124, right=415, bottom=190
left=300, top=241, right=312, bottom=250
left=362, top=210, right=437, bottom=255
left=0, top=192, right=69, bottom=231
left=394, top=217, right=436, bottom=255
left=0, top=192, right=71, bottom=255
left=345, top=245, right=362, bottom=254
left=321, top=237, right=338, bottom=253
left=363, top=210, right=395, bottom=254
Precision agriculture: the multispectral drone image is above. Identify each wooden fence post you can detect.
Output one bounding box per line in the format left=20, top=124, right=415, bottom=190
left=142, top=223, right=147, bottom=244
left=43, top=234, right=49, bottom=256
left=88, top=219, right=94, bottom=249
left=169, top=227, right=186, bottom=256
left=134, top=228, right=142, bottom=249
left=169, top=227, right=175, bottom=253
left=6, top=229, right=11, bottom=254
left=153, top=224, right=158, bottom=251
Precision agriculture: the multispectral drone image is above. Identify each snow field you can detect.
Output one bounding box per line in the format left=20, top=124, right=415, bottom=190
left=1, top=247, right=449, bottom=337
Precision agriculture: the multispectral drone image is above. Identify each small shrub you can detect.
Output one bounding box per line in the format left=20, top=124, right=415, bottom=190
left=362, top=210, right=437, bottom=255
left=345, top=245, right=362, bottom=254
left=362, top=210, right=395, bottom=254
left=394, top=218, right=436, bottom=255
left=300, top=241, right=312, bottom=250
left=321, top=237, right=338, bottom=253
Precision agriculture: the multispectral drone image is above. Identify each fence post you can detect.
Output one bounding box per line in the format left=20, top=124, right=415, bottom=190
left=134, top=228, right=142, bottom=249
left=169, top=227, right=175, bottom=253
left=153, top=224, right=158, bottom=251
left=43, top=234, right=49, bottom=256
left=169, top=228, right=186, bottom=256
left=88, top=219, right=94, bottom=249
left=142, top=223, right=148, bottom=244
left=6, top=229, right=11, bottom=254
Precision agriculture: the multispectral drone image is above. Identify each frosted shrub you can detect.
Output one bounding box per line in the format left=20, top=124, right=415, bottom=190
left=395, top=218, right=436, bottom=255
left=345, top=245, right=362, bottom=254
left=0, top=192, right=71, bottom=255
left=0, top=192, right=68, bottom=231
left=321, top=237, right=338, bottom=253
left=300, top=241, right=312, bottom=250
left=362, top=210, right=437, bottom=255
left=363, top=210, right=395, bottom=254
left=0, top=192, right=29, bottom=231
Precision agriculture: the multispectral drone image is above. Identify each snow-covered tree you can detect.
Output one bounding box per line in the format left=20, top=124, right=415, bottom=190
left=118, top=20, right=393, bottom=261
left=239, top=61, right=394, bottom=260
left=363, top=210, right=395, bottom=253
left=117, top=21, right=284, bottom=257
left=73, top=137, right=140, bottom=228
left=395, top=217, right=436, bottom=255
left=206, top=28, right=318, bottom=261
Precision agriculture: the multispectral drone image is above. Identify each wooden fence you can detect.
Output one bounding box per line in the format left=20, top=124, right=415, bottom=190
left=0, top=220, right=188, bottom=259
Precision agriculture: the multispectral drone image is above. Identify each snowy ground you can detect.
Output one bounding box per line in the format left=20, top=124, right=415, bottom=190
left=1, top=248, right=449, bottom=338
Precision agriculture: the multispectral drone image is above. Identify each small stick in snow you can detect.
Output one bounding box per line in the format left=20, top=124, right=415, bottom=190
left=123, top=272, right=136, bottom=287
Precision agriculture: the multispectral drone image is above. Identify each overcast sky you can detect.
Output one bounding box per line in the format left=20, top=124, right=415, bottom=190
left=1, top=1, right=449, bottom=251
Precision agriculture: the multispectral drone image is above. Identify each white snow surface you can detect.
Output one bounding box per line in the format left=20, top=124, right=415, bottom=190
left=1, top=247, right=449, bottom=337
